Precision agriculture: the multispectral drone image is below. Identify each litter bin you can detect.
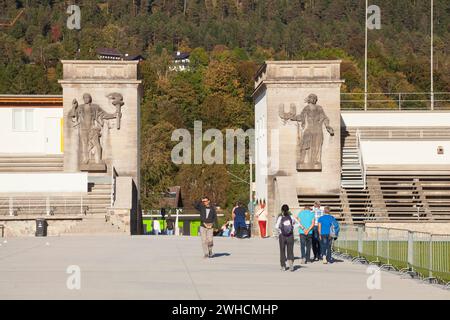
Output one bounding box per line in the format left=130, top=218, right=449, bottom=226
left=35, top=219, right=48, bottom=237
left=246, top=222, right=252, bottom=238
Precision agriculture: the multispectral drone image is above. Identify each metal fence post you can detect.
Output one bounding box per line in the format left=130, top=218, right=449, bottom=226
left=407, top=231, right=414, bottom=271
left=9, top=197, right=13, bottom=216
left=429, top=234, right=433, bottom=279
left=46, top=197, right=50, bottom=216
left=386, top=228, right=390, bottom=266
left=358, top=226, right=363, bottom=257
left=376, top=227, right=380, bottom=262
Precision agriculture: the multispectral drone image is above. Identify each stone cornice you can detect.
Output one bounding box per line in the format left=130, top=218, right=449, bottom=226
left=60, top=60, right=139, bottom=65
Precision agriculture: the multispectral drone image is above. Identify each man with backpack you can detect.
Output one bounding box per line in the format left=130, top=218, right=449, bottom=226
left=318, top=206, right=340, bottom=264
left=275, top=204, right=300, bottom=272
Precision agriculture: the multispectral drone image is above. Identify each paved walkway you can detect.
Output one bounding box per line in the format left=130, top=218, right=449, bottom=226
left=0, top=235, right=449, bottom=300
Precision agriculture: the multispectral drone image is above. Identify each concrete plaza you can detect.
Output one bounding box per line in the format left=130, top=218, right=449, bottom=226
left=0, top=235, right=449, bottom=300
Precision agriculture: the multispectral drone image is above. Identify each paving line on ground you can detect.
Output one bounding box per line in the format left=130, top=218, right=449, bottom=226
left=175, top=241, right=202, bottom=300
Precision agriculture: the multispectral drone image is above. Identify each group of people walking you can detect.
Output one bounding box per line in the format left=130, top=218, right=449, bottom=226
left=277, top=201, right=340, bottom=271
left=194, top=197, right=339, bottom=269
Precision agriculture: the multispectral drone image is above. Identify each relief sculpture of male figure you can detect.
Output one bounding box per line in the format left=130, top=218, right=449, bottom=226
left=279, top=93, right=334, bottom=171
left=69, top=93, right=118, bottom=170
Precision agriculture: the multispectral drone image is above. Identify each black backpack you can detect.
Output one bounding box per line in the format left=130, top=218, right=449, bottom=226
left=280, top=215, right=293, bottom=237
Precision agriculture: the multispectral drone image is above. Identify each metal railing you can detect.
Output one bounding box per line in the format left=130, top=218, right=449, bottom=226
left=333, top=225, right=450, bottom=285
left=355, top=129, right=366, bottom=189
left=111, top=166, right=118, bottom=207
left=357, top=127, right=450, bottom=140
left=0, top=196, right=88, bottom=216
left=341, top=92, right=450, bottom=111
left=144, top=208, right=185, bottom=216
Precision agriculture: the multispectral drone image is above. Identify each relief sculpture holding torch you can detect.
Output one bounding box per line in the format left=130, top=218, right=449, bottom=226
left=68, top=92, right=124, bottom=171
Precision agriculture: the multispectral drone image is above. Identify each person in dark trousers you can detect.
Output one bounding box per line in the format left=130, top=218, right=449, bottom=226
left=194, top=196, right=218, bottom=258
left=311, top=201, right=324, bottom=261
left=232, top=201, right=248, bottom=238
left=318, top=206, right=338, bottom=264
left=297, top=205, right=315, bottom=264
left=275, top=204, right=299, bottom=272
left=166, top=214, right=175, bottom=235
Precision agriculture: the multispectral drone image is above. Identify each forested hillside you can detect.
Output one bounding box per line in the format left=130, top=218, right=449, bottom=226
left=0, top=0, right=448, bottom=209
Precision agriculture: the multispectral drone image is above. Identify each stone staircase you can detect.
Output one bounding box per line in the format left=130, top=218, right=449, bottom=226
left=341, top=188, right=373, bottom=223
left=63, top=181, right=125, bottom=235
left=341, top=129, right=365, bottom=189
left=0, top=155, right=63, bottom=172
left=86, top=182, right=111, bottom=215
left=63, top=214, right=124, bottom=235
left=420, top=177, right=450, bottom=220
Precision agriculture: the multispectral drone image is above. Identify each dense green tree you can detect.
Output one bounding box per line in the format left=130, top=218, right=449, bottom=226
left=0, top=0, right=449, bottom=211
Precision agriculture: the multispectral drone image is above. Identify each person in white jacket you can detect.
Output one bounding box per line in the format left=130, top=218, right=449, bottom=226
left=152, top=218, right=161, bottom=235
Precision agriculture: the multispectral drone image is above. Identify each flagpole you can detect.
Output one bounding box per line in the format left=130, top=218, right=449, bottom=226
left=364, top=0, right=368, bottom=111
left=430, top=0, right=434, bottom=110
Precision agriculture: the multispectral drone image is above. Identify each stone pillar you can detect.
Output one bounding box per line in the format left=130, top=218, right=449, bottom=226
left=58, top=60, right=142, bottom=187
left=253, top=61, right=344, bottom=232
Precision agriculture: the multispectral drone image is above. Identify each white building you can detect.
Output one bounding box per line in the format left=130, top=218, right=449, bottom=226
left=0, top=95, right=63, bottom=155
left=170, top=51, right=190, bottom=72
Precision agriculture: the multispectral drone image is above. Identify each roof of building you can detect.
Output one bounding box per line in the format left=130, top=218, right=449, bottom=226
left=173, top=52, right=190, bottom=60
left=159, top=186, right=182, bottom=208
left=96, top=48, right=145, bottom=61
left=0, top=95, right=63, bottom=108
left=96, top=48, right=122, bottom=57
left=123, top=54, right=145, bottom=61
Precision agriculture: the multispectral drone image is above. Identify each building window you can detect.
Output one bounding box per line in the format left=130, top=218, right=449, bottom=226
left=12, top=109, right=34, bottom=131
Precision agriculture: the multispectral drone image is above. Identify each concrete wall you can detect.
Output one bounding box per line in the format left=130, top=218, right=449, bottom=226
left=361, top=141, right=450, bottom=165
left=365, top=223, right=450, bottom=235
left=342, top=111, right=450, bottom=127
left=254, top=61, right=343, bottom=197
left=59, top=60, right=142, bottom=187
left=254, top=90, right=268, bottom=203
left=0, top=107, right=62, bottom=154
left=271, top=85, right=342, bottom=195
left=253, top=61, right=343, bottom=233
left=1, top=219, right=80, bottom=237
left=110, top=176, right=143, bottom=235
left=0, top=173, right=87, bottom=193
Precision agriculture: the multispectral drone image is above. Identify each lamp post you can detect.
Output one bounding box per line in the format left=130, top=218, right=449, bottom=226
left=364, top=0, right=369, bottom=111
left=430, top=0, right=434, bottom=110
